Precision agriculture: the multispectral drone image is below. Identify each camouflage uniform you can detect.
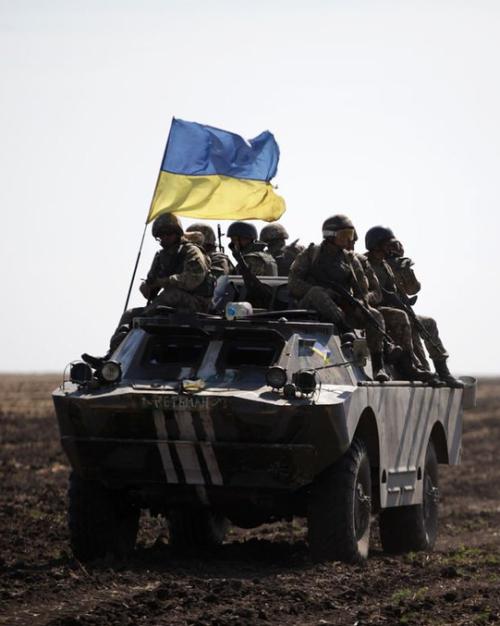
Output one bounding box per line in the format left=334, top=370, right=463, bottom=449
left=185, top=223, right=233, bottom=278
left=387, top=255, right=447, bottom=368
left=289, top=242, right=385, bottom=353
left=363, top=253, right=418, bottom=353
left=110, top=240, right=214, bottom=350
left=209, top=250, right=234, bottom=278
left=236, top=241, right=278, bottom=276
left=266, top=239, right=305, bottom=275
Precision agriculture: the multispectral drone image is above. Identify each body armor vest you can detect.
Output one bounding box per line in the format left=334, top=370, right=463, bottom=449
left=306, top=243, right=354, bottom=289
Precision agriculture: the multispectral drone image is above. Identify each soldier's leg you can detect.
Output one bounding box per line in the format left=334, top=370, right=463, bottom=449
left=380, top=308, right=436, bottom=383
left=418, top=315, right=462, bottom=387
left=412, top=327, right=430, bottom=371
left=152, top=287, right=211, bottom=313
left=82, top=306, right=147, bottom=367
left=299, top=287, right=348, bottom=329
left=344, top=306, right=389, bottom=382
left=417, top=315, right=448, bottom=360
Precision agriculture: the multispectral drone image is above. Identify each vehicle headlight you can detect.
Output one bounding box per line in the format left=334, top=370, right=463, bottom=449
left=70, top=361, right=93, bottom=385
left=265, top=366, right=287, bottom=389
left=292, top=369, right=317, bottom=395
left=100, top=360, right=122, bottom=383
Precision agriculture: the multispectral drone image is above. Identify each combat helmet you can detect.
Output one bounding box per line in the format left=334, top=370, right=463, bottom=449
left=186, top=223, right=216, bottom=247
left=260, top=223, right=289, bottom=243
left=227, top=221, right=258, bottom=240
left=322, top=215, right=354, bottom=238
left=152, top=213, right=183, bottom=238
left=365, top=226, right=395, bottom=251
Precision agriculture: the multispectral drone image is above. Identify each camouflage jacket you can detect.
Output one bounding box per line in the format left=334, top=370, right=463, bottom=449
left=355, top=253, right=382, bottom=306
left=234, top=241, right=277, bottom=276
left=365, top=252, right=400, bottom=306
left=267, top=239, right=305, bottom=276
left=209, top=250, right=234, bottom=278
left=386, top=256, right=421, bottom=296
left=288, top=242, right=369, bottom=300
left=147, top=240, right=214, bottom=296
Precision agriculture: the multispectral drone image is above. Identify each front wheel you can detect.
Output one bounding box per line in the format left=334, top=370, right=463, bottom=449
left=68, top=472, right=140, bottom=561
left=379, top=439, right=439, bottom=554
left=307, top=437, right=372, bottom=564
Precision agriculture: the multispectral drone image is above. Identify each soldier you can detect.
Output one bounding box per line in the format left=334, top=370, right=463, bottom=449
left=288, top=214, right=389, bottom=382
left=82, top=213, right=215, bottom=365
left=349, top=231, right=432, bottom=382
left=186, top=222, right=234, bottom=278
left=365, top=226, right=462, bottom=388
left=260, top=223, right=304, bottom=275
left=227, top=221, right=277, bottom=276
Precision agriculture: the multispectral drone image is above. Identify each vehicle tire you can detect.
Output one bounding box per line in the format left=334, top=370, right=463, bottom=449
left=379, top=439, right=439, bottom=554
left=168, top=508, right=229, bottom=550
left=307, top=437, right=372, bottom=564
left=68, top=472, right=140, bottom=561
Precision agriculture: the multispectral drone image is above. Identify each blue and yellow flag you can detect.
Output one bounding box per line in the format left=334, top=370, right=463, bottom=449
left=147, top=118, right=286, bottom=223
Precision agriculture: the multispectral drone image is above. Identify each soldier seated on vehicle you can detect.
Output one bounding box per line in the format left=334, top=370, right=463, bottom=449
left=365, top=226, right=463, bottom=388
left=349, top=230, right=435, bottom=383
left=82, top=213, right=215, bottom=366
left=227, top=221, right=277, bottom=276
left=288, top=214, right=390, bottom=382
left=260, top=223, right=304, bottom=276
left=186, top=223, right=234, bottom=278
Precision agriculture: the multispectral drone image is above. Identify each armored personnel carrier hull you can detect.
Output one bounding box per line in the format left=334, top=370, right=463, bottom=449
left=53, top=294, right=475, bottom=563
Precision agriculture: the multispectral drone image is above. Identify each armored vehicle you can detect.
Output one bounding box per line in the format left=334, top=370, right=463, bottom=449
left=53, top=276, right=476, bottom=563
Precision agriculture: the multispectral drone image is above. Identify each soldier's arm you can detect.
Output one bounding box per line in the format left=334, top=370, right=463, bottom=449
left=359, top=256, right=382, bottom=306
left=350, top=255, right=370, bottom=301
left=158, top=244, right=207, bottom=291
left=399, top=262, right=421, bottom=296
left=288, top=249, right=313, bottom=298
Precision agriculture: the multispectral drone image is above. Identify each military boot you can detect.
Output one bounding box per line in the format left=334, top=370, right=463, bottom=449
left=396, top=351, right=438, bottom=383
left=433, top=359, right=464, bottom=388
left=371, top=352, right=390, bottom=382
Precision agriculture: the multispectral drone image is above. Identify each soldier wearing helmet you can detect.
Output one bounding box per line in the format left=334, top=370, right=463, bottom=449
left=227, top=221, right=277, bottom=276
left=82, top=213, right=215, bottom=366
left=288, top=214, right=390, bottom=382
left=260, top=223, right=304, bottom=276
left=365, top=226, right=462, bottom=387
left=186, top=223, right=234, bottom=278
left=346, top=230, right=434, bottom=382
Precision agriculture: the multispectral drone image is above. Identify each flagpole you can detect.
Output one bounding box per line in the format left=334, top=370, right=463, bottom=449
left=122, top=118, right=176, bottom=313
left=122, top=221, right=148, bottom=313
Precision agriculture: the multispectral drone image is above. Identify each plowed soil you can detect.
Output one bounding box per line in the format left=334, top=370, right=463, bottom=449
left=0, top=374, right=499, bottom=626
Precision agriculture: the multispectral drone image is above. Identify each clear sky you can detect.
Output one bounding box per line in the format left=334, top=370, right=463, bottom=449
left=1, top=0, right=499, bottom=374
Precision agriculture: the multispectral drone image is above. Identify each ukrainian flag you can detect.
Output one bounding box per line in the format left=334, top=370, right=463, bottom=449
left=147, top=119, right=286, bottom=223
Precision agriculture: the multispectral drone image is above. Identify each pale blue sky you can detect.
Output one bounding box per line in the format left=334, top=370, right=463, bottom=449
left=1, top=0, right=499, bottom=374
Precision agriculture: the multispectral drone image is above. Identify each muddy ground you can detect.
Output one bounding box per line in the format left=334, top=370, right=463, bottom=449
left=0, top=374, right=499, bottom=626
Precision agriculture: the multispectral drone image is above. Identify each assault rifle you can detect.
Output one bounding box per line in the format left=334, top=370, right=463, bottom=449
left=382, top=287, right=444, bottom=354
left=230, top=248, right=274, bottom=309
left=217, top=224, right=225, bottom=254
left=324, top=280, right=395, bottom=344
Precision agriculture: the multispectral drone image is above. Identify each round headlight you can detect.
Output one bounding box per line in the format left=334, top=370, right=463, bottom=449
left=266, top=366, right=287, bottom=389
left=70, top=361, right=93, bottom=384
left=292, top=369, right=317, bottom=395
left=100, top=360, right=122, bottom=383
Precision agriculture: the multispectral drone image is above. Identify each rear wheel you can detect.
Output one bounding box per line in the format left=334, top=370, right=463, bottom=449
left=68, top=472, right=140, bottom=561
left=307, top=437, right=372, bottom=563
left=379, top=439, right=439, bottom=554
left=168, top=508, right=229, bottom=550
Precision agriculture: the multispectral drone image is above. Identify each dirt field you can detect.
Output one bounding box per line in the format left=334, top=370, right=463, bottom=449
left=0, top=374, right=499, bottom=626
